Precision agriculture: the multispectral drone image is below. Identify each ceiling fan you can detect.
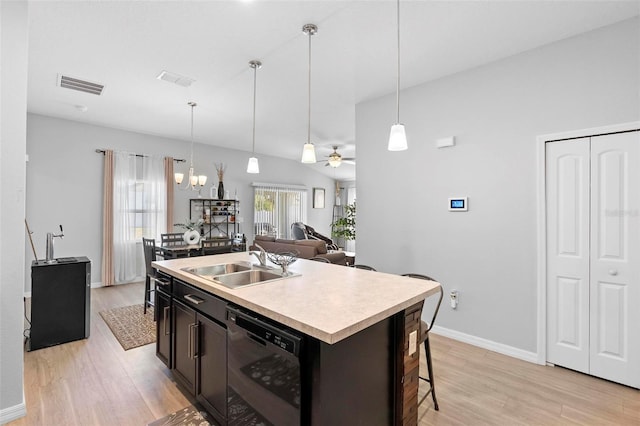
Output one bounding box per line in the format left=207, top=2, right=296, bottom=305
left=324, top=145, right=356, bottom=168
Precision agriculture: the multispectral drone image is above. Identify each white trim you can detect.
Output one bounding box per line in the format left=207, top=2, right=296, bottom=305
left=251, top=182, right=307, bottom=190
left=0, top=399, right=26, bottom=424
left=535, top=121, right=640, bottom=366
left=431, top=326, right=538, bottom=364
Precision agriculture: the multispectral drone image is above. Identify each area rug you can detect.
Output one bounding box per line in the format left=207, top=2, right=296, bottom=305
left=148, top=404, right=213, bottom=426
left=99, top=304, right=155, bottom=351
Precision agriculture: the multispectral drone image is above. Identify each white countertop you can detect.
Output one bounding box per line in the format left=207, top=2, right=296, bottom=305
left=153, top=252, right=440, bottom=344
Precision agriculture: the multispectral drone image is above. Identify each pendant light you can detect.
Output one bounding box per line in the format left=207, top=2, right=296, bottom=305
left=247, top=60, right=262, bottom=174
left=175, top=102, right=207, bottom=189
left=301, top=23, right=318, bottom=163
left=388, top=0, right=408, bottom=151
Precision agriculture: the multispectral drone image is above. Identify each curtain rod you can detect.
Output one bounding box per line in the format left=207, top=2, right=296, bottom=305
left=95, top=149, right=185, bottom=162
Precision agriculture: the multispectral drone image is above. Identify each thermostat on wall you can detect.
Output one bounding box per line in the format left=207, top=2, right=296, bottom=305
left=448, top=197, right=468, bottom=211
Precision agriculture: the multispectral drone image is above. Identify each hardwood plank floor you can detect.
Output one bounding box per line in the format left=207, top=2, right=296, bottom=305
left=12, top=282, right=191, bottom=426
left=10, top=282, right=638, bottom=425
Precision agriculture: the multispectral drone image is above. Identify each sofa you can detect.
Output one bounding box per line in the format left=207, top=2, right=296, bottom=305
left=250, top=235, right=346, bottom=265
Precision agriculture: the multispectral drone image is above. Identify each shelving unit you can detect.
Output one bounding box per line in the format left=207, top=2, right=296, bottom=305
left=190, top=199, right=244, bottom=250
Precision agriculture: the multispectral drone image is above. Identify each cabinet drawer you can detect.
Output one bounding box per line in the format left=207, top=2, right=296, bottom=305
left=153, top=271, right=172, bottom=293
left=173, top=279, right=227, bottom=324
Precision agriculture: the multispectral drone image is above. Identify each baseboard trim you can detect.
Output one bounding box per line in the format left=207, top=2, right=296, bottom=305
left=431, top=325, right=539, bottom=364
left=0, top=400, right=26, bottom=424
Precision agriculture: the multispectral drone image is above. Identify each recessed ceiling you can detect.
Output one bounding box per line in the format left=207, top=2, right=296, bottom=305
left=26, top=1, right=639, bottom=181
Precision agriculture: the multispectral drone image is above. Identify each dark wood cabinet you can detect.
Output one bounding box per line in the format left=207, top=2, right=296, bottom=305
left=168, top=280, right=228, bottom=425
left=196, top=314, right=227, bottom=423
left=155, top=289, right=172, bottom=368
left=173, top=299, right=197, bottom=395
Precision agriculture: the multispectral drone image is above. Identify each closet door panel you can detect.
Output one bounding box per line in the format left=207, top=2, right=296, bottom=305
left=589, top=131, right=639, bottom=388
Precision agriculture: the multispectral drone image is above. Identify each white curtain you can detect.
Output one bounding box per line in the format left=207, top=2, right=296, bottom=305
left=113, top=152, right=166, bottom=283
left=253, top=183, right=307, bottom=239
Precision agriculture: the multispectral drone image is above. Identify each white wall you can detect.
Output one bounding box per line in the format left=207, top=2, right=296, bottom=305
left=0, top=1, right=28, bottom=422
left=25, top=114, right=336, bottom=290
left=356, top=18, right=639, bottom=354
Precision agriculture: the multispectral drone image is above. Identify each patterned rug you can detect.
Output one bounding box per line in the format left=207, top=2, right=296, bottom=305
left=148, top=404, right=213, bottom=426
left=99, top=304, right=155, bottom=351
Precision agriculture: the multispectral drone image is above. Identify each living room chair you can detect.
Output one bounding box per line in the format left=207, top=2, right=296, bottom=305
left=291, top=222, right=308, bottom=240
left=401, top=273, right=444, bottom=410
left=142, top=238, right=158, bottom=315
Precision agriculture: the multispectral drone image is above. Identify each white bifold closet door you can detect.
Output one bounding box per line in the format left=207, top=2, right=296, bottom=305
left=546, top=131, right=639, bottom=388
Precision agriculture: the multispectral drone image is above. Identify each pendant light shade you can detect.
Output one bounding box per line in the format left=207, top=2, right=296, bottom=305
left=301, top=24, right=318, bottom=164
left=247, top=60, right=262, bottom=174
left=388, top=0, right=408, bottom=151
left=388, top=123, right=408, bottom=151
left=301, top=143, right=317, bottom=163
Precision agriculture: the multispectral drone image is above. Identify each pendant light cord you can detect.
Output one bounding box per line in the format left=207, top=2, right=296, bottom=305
left=189, top=102, right=195, bottom=168
left=307, top=29, right=312, bottom=144
left=396, top=0, right=400, bottom=124
left=252, top=64, right=257, bottom=154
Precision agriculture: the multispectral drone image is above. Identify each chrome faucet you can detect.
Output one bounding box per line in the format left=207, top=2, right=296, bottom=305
left=250, top=243, right=267, bottom=267
left=45, top=225, right=64, bottom=264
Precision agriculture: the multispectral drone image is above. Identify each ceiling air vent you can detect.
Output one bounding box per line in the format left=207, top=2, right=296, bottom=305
left=157, top=70, right=195, bottom=87
left=58, top=75, right=104, bottom=96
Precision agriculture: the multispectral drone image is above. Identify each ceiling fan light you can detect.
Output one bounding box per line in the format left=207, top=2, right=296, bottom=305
left=301, top=143, right=317, bottom=163
left=328, top=154, right=342, bottom=168
left=388, top=123, right=408, bottom=151
left=174, top=173, right=184, bottom=185
left=247, top=157, right=260, bottom=174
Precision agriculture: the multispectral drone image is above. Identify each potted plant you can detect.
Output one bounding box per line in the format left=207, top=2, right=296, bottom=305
left=174, top=218, right=204, bottom=245
left=331, top=202, right=356, bottom=246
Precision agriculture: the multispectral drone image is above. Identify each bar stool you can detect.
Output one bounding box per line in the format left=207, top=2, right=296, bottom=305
left=351, top=264, right=376, bottom=271
left=142, top=238, right=158, bottom=314
left=402, top=273, right=444, bottom=410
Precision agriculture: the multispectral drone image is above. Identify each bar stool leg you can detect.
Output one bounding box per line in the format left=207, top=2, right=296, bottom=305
left=144, top=275, right=150, bottom=314
left=424, top=336, right=439, bottom=410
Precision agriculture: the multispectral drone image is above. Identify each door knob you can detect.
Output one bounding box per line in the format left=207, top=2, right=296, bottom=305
left=608, top=269, right=618, bottom=276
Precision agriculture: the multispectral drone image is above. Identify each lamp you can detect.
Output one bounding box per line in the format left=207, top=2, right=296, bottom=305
left=247, top=60, right=262, bottom=174
left=388, top=0, right=408, bottom=151
left=175, top=102, right=208, bottom=189
left=301, top=23, right=318, bottom=163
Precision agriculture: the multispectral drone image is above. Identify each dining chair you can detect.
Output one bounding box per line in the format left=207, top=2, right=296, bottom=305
left=401, top=273, right=444, bottom=410
left=142, top=238, right=157, bottom=314
left=351, top=264, right=376, bottom=271
left=201, top=237, right=233, bottom=255
left=160, top=232, right=185, bottom=247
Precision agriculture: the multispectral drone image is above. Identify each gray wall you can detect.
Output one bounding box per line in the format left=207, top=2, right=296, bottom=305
left=1, top=0, right=28, bottom=421
left=25, top=114, right=336, bottom=290
left=356, top=18, right=639, bottom=353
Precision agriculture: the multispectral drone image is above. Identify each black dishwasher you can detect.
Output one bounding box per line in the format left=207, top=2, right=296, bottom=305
left=226, top=306, right=303, bottom=426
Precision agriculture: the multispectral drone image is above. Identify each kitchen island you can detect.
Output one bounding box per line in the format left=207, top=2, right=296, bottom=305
left=153, top=252, right=440, bottom=425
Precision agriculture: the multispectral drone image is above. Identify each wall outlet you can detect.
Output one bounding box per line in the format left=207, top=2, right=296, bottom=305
left=450, top=290, right=459, bottom=309
left=409, top=330, right=417, bottom=355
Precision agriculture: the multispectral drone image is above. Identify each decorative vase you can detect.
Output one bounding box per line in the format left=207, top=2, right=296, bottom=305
left=217, top=181, right=225, bottom=200
left=183, top=230, right=200, bottom=245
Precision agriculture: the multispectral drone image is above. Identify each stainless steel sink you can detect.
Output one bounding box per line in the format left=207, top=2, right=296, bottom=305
left=181, top=262, right=299, bottom=289
left=182, top=262, right=252, bottom=279
left=212, top=270, right=285, bottom=289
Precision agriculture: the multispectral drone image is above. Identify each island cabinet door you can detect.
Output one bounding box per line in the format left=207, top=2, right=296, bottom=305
left=155, top=290, right=172, bottom=368
left=173, top=299, right=197, bottom=395
left=196, top=314, right=227, bottom=425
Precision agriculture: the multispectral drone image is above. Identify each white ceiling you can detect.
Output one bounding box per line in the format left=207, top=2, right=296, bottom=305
left=27, top=1, right=639, bottom=181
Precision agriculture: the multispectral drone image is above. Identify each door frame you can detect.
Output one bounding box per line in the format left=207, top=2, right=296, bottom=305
left=535, top=121, right=640, bottom=365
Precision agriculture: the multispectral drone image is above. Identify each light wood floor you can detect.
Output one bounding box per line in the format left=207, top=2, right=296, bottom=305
left=10, top=282, right=639, bottom=425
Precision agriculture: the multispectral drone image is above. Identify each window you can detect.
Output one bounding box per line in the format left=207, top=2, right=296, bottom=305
left=253, top=183, right=307, bottom=239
